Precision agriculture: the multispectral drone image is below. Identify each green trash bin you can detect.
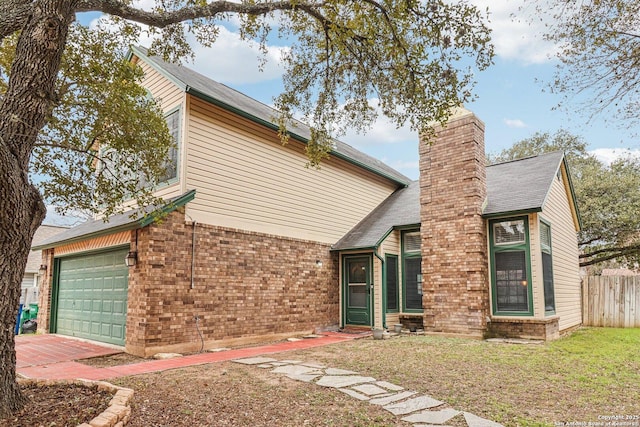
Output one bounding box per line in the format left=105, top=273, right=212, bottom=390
left=28, top=303, right=38, bottom=319
left=18, top=308, right=29, bottom=333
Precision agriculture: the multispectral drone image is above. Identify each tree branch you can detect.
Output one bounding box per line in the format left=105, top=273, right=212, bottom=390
left=76, top=0, right=325, bottom=28
left=579, top=243, right=640, bottom=259
left=579, top=243, right=640, bottom=267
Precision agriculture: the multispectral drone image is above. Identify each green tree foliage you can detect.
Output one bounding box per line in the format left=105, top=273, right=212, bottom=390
left=1, top=25, right=174, bottom=218
left=0, top=0, right=495, bottom=417
left=489, top=130, right=640, bottom=268
left=539, top=0, right=640, bottom=130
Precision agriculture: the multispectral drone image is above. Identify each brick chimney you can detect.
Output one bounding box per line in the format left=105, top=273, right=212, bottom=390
left=419, top=108, right=489, bottom=337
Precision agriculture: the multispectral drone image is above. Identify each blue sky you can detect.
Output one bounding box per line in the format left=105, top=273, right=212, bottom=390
left=46, top=1, right=636, bottom=226
left=69, top=2, right=638, bottom=187
left=92, top=0, right=634, bottom=182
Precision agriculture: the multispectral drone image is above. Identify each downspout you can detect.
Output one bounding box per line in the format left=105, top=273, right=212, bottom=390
left=373, top=249, right=385, bottom=329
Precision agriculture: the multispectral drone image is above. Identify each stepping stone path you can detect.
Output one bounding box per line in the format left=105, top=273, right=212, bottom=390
left=233, top=357, right=504, bottom=427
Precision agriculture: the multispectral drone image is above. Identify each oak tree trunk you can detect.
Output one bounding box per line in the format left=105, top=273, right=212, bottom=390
left=0, top=0, right=74, bottom=417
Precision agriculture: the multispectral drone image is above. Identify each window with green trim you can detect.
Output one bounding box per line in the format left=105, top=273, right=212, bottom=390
left=159, top=109, right=180, bottom=182
left=100, top=109, right=180, bottom=189
left=490, top=218, right=533, bottom=315
left=540, top=221, right=556, bottom=313
left=402, top=231, right=422, bottom=311
left=385, top=255, right=399, bottom=312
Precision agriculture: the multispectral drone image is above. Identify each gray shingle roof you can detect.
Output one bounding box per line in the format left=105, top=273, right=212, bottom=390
left=332, top=181, right=420, bottom=250
left=484, top=151, right=565, bottom=217
left=132, top=46, right=410, bottom=186
left=25, top=225, right=69, bottom=272
left=333, top=151, right=568, bottom=250
left=33, top=190, right=196, bottom=250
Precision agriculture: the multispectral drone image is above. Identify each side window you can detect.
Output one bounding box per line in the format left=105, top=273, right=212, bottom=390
left=385, top=255, right=399, bottom=312
left=490, top=218, right=533, bottom=315
left=540, top=221, right=555, bottom=313
left=402, top=231, right=422, bottom=311
left=98, top=108, right=180, bottom=189
left=159, top=109, right=180, bottom=183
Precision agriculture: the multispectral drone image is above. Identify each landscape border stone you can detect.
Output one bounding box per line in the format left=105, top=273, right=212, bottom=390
left=17, top=377, right=134, bottom=427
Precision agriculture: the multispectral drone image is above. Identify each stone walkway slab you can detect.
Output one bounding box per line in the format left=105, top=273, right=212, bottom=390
left=339, top=388, right=371, bottom=401
left=384, top=395, right=444, bottom=415
left=286, top=373, right=322, bottom=382
left=272, top=365, right=322, bottom=375
left=376, top=380, right=404, bottom=391
left=463, top=412, right=504, bottom=427
left=233, top=357, right=278, bottom=365
left=325, top=368, right=357, bottom=375
left=300, top=362, right=326, bottom=369
left=316, top=375, right=377, bottom=388
left=351, top=383, right=389, bottom=396
left=402, top=408, right=461, bottom=424
left=369, top=390, right=417, bottom=406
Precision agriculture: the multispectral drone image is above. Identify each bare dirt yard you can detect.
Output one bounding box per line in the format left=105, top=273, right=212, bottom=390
left=3, top=327, right=639, bottom=427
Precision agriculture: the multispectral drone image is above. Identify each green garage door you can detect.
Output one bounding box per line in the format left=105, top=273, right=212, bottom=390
left=55, top=248, right=129, bottom=346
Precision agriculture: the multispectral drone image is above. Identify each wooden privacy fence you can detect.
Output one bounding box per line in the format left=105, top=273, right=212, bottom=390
left=583, top=276, right=640, bottom=327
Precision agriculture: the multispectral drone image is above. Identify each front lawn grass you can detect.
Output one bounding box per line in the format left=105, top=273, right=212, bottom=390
left=288, top=327, right=640, bottom=426
left=114, top=327, right=639, bottom=426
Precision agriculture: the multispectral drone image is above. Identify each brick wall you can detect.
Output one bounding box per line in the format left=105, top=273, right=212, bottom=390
left=126, top=209, right=339, bottom=356
left=486, top=317, right=560, bottom=340
left=36, top=248, right=55, bottom=332
left=419, top=109, right=489, bottom=337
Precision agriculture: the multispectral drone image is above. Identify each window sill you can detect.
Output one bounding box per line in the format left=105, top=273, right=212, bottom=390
left=399, top=313, right=424, bottom=318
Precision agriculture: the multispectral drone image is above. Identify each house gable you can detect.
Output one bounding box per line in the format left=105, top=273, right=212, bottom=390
left=127, top=46, right=409, bottom=244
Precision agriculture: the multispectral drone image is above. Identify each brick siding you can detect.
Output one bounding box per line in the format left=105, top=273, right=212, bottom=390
left=36, top=249, right=55, bottom=332
left=419, top=110, right=490, bottom=337
left=126, top=209, right=339, bottom=356
left=486, top=317, right=560, bottom=340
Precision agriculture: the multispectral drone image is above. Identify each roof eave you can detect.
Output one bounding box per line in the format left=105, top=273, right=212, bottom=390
left=560, top=157, right=583, bottom=231
left=33, top=190, right=196, bottom=251
left=128, top=46, right=188, bottom=91
left=330, top=245, right=377, bottom=253
left=32, top=222, right=139, bottom=251
left=482, top=207, right=542, bottom=219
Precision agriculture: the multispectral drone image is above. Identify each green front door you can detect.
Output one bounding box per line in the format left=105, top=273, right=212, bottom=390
left=54, top=248, right=129, bottom=346
left=344, top=255, right=371, bottom=326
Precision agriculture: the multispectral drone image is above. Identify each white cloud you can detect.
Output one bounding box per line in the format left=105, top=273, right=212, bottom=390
left=503, top=118, right=527, bottom=128
left=590, top=148, right=640, bottom=165
left=189, top=27, right=287, bottom=85
left=340, top=99, right=417, bottom=148
left=469, top=0, right=558, bottom=64
left=89, top=16, right=287, bottom=85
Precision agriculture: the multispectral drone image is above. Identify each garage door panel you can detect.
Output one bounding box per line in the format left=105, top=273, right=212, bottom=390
left=56, top=248, right=128, bottom=346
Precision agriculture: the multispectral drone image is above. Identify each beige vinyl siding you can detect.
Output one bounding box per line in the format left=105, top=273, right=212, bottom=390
left=152, top=181, right=183, bottom=200
left=381, top=230, right=401, bottom=327
left=133, top=56, right=184, bottom=111
left=540, top=166, right=582, bottom=331
left=185, top=96, right=398, bottom=243
left=373, top=251, right=383, bottom=329
left=134, top=57, right=186, bottom=200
